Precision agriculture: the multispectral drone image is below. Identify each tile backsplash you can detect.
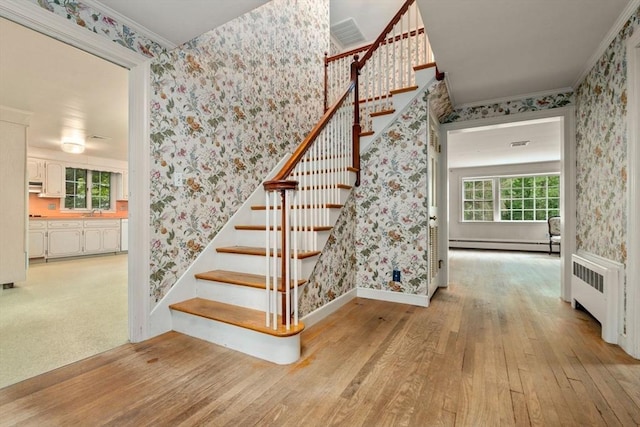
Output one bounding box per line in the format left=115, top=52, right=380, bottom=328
left=28, top=194, right=128, bottom=217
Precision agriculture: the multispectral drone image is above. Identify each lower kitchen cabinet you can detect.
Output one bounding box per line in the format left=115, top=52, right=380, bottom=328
left=48, top=228, right=83, bottom=258
left=37, top=219, right=122, bottom=259
left=83, top=220, right=121, bottom=254
left=28, top=220, right=47, bottom=259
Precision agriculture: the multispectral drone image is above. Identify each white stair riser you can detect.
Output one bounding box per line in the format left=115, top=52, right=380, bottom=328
left=196, top=279, right=292, bottom=313
left=234, top=229, right=331, bottom=250
left=250, top=208, right=342, bottom=227
left=214, top=252, right=317, bottom=278
left=171, top=310, right=301, bottom=365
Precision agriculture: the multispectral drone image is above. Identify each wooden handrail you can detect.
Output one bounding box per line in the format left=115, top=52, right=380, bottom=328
left=357, top=0, right=415, bottom=68
left=264, top=79, right=356, bottom=188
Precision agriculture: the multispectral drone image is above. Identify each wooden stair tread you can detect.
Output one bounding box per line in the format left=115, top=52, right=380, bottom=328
left=235, top=225, right=333, bottom=232
left=195, top=269, right=305, bottom=289
left=216, top=246, right=320, bottom=259
left=390, top=85, right=418, bottom=95
left=370, top=109, right=395, bottom=117
left=414, top=62, right=436, bottom=71
left=360, top=130, right=375, bottom=137
left=169, top=298, right=304, bottom=337
left=251, top=203, right=343, bottom=210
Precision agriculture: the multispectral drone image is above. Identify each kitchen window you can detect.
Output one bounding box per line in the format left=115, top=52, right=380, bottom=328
left=64, top=168, right=112, bottom=210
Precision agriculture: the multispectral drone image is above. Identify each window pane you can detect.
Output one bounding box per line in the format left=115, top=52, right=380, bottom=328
left=498, top=174, right=560, bottom=222
left=462, top=179, right=493, bottom=221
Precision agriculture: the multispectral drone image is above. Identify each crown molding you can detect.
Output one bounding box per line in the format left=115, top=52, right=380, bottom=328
left=573, top=0, right=640, bottom=88
left=84, top=0, right=177, bottom=50
left=443, top=72, right=456, bottom=108
left=455, top=87, right=574, bottom=109
left=0, top=0, right=146, bottom=67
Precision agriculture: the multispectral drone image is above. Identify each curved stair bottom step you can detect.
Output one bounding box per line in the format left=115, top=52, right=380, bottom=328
left=171, top=309, right=301, bottom=365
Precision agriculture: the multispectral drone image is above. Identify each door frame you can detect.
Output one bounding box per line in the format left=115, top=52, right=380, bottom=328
left=439, top=106, right=576, bottom=303
left=0, top=0, right=151, bottom=342
left=626, top=30, right=640, bottom=358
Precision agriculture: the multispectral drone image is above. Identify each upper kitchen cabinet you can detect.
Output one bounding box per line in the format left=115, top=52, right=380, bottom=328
left=41, top=161, right=64, bottom=198
left=27, top=157, right=45, bottom=182
left=116, top=170, right=128, bottom=200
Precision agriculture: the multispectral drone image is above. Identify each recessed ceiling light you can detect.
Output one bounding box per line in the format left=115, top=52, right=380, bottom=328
left=510, top=140, right=530, bottom=147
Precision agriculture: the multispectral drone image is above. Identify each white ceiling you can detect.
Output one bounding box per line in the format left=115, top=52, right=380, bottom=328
left=447, top=118, right=562, bottom=169
left=97, top=0, right=271, bottom=48
left=0, top=17, right=129, bottom=161
left=418, top=0, right=633, bottom=106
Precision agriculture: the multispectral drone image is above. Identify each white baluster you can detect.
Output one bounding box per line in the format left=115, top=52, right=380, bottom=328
left=284, top=193, right=290, bottom=330
left=272, top=191, right=278, bottom=330
left=293, top=190, right=299, bottom=327
left=265, top=191, right=270, bottom=327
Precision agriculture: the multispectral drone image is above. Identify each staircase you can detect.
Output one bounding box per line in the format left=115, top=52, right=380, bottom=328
left=162, top=0, right=442, bottom=364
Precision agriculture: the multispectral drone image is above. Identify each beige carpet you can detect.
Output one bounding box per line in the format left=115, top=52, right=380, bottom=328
left=0, top=254, right=128, bottom=388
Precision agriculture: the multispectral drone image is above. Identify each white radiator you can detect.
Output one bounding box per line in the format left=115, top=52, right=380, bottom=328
left=571, top=252, right=623, bottom=344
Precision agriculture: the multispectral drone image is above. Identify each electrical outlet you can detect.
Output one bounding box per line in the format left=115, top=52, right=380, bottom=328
left=174, top=172, right=183, bottom=187
left=392, top=269, right=401, bottom=282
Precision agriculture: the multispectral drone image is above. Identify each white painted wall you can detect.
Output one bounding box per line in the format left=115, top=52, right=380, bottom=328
left=449, top=161, right=561, bottom=251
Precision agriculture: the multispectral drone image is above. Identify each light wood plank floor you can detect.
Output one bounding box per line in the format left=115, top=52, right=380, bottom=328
left=1, top=249, right=639, bottom=426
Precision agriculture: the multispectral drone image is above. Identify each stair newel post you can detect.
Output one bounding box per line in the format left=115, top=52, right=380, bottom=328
left=324, top=52, right=329, bottom=112
left=351, top=55, right=361, bottom=187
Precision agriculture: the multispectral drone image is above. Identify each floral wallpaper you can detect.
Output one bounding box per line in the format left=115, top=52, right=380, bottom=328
left=575, top=7, right=640, bottom=333
left=354, top=90, right=430, bottom=296
left=299, top=195, right=357, bottom=316
left=149, top=0, right=329, bottom=305
left=575, top=8, right=638, bottom=266
left=428, top=80, right=453, bottom=123
left=442, top=91, right=574, bottom=123
left=28, top=0, right=164, bottom=57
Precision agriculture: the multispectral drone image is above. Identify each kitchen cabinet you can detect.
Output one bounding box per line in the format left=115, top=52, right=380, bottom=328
left=42, top=161, right=64, bottom=197
left=47, top=220, right=83, bottom=258
left=120, top=219, right=128, bottom=251
left=116, top=170, right=128, bottom=200
left=83, top=219, right=120, bottom=254
left=28, top=220, right=47, bottom=258
left=27, top=158, right=45, bottom=182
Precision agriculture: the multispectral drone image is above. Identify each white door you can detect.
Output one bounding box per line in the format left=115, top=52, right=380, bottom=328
left=84, top=229, right=102, bottom=253
left=428, top=115, right=441, bottom=297
left=48, top=229, right=82, bottom=257
left=102, top=228, right=120, bottom=252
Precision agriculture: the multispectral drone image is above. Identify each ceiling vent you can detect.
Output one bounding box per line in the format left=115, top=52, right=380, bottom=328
left=331, top=18, right=366, bottom=47
left=510, top=140, right=530, bottom=147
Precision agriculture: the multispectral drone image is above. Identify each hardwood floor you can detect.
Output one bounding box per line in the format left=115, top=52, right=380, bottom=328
left=1, top=249, right=639, bottom=426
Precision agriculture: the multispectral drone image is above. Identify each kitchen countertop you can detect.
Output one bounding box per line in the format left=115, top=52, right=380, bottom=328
left=29, top=214, right=128, bottom=220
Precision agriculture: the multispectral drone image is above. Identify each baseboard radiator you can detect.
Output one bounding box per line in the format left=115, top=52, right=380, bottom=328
left=571, top=252, right=623, bottom=344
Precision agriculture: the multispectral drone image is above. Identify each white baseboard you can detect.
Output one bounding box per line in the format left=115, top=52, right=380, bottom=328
left=356, top=287, right=429, bottom=307
left=301, top=288, right=357, bottom=328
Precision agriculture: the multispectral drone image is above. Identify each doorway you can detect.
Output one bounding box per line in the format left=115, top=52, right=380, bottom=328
left=0, top=18, right=129, bottom=387
left=439, top=107, right=576, bottom=302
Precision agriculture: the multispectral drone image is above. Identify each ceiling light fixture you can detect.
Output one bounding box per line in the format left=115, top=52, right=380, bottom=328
left=510, top=140, right=530, bottom=148
left=61, top=136, right=85, bottom=154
